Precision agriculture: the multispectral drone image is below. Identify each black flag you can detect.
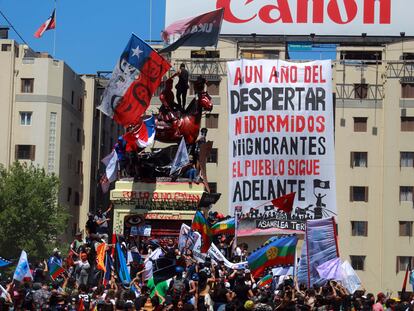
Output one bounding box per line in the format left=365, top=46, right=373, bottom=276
left=160, top=9, right=224, bottom=54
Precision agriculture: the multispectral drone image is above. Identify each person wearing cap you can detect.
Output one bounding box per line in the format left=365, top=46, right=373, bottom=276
left=373, top=292, right=386, bottom=311
left=175, top=63, right=189, bottom=110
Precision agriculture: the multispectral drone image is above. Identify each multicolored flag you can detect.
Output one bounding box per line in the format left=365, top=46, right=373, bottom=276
left=191, top=211, right=212, bottom=253
left=49, top=262, right=65, bottom=281
left=257, top=274, right=273, bottom=288
left=100, top=150, right=118, bottom=193
left=211, top=218, right=235, bottom=235
left=271, top=192, right=296, bottom=214
left=160, top=8, right=224, bottom=53
left=98, top=34, right=170, bottom=127
left=137, top=115, right=156, bottom=148
left=247, top=235, right=297, bottom=278
left=103, top=252, right=114, bottom=287
left=13, top=250, right=32, bottom=281
left=34, top=9, right=56, bottom=38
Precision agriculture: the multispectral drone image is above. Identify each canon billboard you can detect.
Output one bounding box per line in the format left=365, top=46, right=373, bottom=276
left=165, top=0, right=411, bottom=36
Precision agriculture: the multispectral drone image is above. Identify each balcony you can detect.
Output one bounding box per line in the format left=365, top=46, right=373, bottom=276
left=336, top=84, right=383, bottom=101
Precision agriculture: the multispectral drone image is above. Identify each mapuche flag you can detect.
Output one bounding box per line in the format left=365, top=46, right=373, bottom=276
left=160, top=8, right=224, bottom=54
left=34, top=9, right=56, bottom=38
left=98, top=34, right=170, bottom=127
left=247, top=235, right=297, bottom=278
left=191, top=211, right=212, bottom=253
left=211, top=218, right=235, bottom=236
left=49, top=262, right=65, bottom=281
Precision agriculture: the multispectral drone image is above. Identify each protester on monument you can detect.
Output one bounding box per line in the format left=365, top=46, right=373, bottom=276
left=95, top=204, right=112, bottom=241
left=175, top=63, right=190, bottom=110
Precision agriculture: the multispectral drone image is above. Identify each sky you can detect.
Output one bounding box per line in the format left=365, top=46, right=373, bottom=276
left=0, top=0, right=166, bottom=74
left=0, top=1, right=337, bottom=73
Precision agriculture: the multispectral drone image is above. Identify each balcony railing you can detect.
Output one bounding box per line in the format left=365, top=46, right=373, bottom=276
left=173, top=58, right=233, bottom=77
left=336, top=84, right=384, bottom=101
left=387, top=61, right=414, bottom=80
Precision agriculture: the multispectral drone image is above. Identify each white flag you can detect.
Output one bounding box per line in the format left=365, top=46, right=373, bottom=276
left=170, top=137, right=189, bottom=175
left=13, top=250, right=32, bottom=282
left=143, top=248, right=163, bottom=281
left=341, top=260, right=362, bottom=294
left=101, top=150, right=118, bottom=193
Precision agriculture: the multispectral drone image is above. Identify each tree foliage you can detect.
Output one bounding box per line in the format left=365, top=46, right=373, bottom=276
left=0, top=162, right=69, bottom=260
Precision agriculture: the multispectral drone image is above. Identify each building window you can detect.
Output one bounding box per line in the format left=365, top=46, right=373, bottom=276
left=400, top=186, right=414, bottom=202
left=206, top=114, right=219, bottom=129
left=19, top=112, right=32, bottom=126
left=350, top=256, right=365, bottom=271
left=401, top=117, right=414, bottom=132
left=401, top=152, right=414, bottom=167
left=206, top=81, right=220, bottom=96
left=354, top=84, right=368, bottom=99
left=77, top=160, right=83, bottom=175
left=74, top=192, right=80, bottom=206
left=67, top=187, right=72, bottom=202
left=208, top=182, right=217, bottom=193
left=67, top=154, right=72, bottom=170
left=353, top=117, right=367, bottom=132
left=78, top=97, right=83, bottom=112
left=21, top=78, right=34, bottom=93
left=399, top=221, right=413, bottom=236
left=402, top=83, right=414, bottom=98
left=351, top=221, right=368, bottom=236
left=191, top=50, right=220, bottom=58
left=1, top=44, right=11, bottom=51
left=48, top=112, right=57, bottom=173
left=71, top=91, right=75, bottom=106
left=15, top=145, right=35, bottom=161
left=350, top=186, right=368, bottom=202
left=241, top=49, right=279, bottom=59
left=397, top=256, right=414, bottom=272
left=77, top=128, right=81, bottom=143
left=207, top=148, right=218, bottom=163
left=350, top=152, right=368, bottom=168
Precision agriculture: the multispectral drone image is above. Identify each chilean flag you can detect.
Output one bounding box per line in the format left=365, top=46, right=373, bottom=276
left=34, top=9, right=56, bottom=38
left=98, top=34, right=171, bottom=128
left=137, top=115, right=156, bottom=148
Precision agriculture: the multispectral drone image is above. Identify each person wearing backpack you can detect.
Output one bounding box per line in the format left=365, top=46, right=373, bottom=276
left=168, top=266, right=189, bottom=302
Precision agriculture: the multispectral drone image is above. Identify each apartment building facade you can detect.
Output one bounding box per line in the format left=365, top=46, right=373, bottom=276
left=166, top=37, right=414, bottom=292
left=0, top=28, right=121, bottom=240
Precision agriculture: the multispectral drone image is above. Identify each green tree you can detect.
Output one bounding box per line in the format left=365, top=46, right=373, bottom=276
left=0, top=162, right=69, bottom=260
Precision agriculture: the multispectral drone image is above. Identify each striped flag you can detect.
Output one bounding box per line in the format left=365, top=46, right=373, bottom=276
left=247, top=235, right=297, bottom=278
left=49, top=262, right=65, bottom=280
left=34, top=9, right=56, bottom=38
left=257, top=274, right=273, bottom=288
left=211, top=218, right=235, bottom=235
left=191, top=211, right=212, bottom=253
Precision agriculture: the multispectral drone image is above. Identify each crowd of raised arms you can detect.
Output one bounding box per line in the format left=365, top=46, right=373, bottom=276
left=0, top=208, right=412, bottom=311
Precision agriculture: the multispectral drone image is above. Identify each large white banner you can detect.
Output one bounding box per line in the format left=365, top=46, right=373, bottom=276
left=166, top=0, right=413, bottom=37
left=227, top=59, right=336, bottom=235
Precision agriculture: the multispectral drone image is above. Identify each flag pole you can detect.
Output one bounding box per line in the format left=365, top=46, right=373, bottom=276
left=53, top=0, right=57, bottom=57
left=149, top=0, right=152, bottom=44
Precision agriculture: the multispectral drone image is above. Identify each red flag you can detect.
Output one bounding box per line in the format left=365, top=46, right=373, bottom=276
left=271, top=192, right=296, bottom=213
left=77, top=298, right=84, bottom=311
left=34, top=9, right=56, bottom=38
left=402, top=261, right=411, bottom=293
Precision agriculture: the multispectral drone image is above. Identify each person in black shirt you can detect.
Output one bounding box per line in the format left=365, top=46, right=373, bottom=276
left=175, top=63, right=189, bottom=110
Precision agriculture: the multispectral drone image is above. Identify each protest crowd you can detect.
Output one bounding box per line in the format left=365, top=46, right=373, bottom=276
left=0, top=207, right=413, bottom=311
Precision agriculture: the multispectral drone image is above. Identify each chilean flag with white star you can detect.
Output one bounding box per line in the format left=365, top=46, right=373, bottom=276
left=98, top=34, right=171, bottom=127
